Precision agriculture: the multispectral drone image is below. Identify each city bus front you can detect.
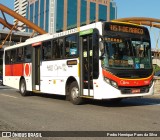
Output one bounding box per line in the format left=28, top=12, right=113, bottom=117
left=97, top=22, right=154, bottom=100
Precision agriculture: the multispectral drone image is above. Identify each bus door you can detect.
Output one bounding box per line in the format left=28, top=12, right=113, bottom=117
left=79, top=29, right=99, bottom=97
left=32, top=42, right=42, bottom=91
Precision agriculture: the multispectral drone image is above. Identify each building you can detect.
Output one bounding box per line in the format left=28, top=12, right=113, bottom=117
left=24, top=0, right=117, bottom=33
left=14, top=0, right=28, bottom=31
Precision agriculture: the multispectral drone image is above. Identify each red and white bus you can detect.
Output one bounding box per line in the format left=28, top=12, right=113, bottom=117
left=3, top=21, right=154, bottom=104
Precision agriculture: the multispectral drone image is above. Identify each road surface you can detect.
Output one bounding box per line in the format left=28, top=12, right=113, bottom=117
left=0, top=86, right=160, bottom=140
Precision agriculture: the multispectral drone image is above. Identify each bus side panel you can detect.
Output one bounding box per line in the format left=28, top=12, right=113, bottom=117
left=4, top=76, right=20, bottom=89
left=4, top=63, right=32, bottom=91
left=5, top=64, right=23, bottom=76
left=40, top=61, right=58, bottom=94
left=57, top=59, right=79, bottom=95
left=40, top=59, right=79, bottom=95
left=4, top=64, right=23, bottom=89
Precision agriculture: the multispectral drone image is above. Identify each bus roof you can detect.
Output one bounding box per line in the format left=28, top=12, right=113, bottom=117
left=4, top=22, right=103, bottom=51
left=4, top=21, right=145, bottom=51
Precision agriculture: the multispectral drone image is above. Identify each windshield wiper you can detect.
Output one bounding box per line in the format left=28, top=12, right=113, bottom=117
left=129, top=38, right=135, bottom=58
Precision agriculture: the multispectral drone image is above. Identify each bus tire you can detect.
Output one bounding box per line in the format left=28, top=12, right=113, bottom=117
left=69, top=81, right=83, bottom=105
left=19, top=79, right=29, bottom=96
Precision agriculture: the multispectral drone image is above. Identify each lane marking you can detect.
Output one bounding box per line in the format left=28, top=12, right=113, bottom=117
left=139, top=101, right=160, bottom=106
left=0, top=88, right=15, bottom=90
left=148, top=103, right=160, bottom=106
left=0, top=94, right=18, bottom=99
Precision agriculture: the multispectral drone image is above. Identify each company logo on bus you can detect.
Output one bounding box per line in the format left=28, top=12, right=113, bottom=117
left=120, top=80, right=130, bottom=85
left=24, top=63, right=31, bottom=77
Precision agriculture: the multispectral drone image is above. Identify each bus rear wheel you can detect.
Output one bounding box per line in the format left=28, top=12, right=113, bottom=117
left=19, top=79, right=29, bottom=96
left=69, top=81, right=83, bottom=105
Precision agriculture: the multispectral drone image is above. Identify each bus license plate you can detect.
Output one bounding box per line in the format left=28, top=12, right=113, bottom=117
left=132, top=89, right=140, bottom=93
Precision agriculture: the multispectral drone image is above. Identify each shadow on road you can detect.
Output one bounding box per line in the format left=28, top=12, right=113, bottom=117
left=16, top=91, right=160, bottom=107
left=20, top=92, right=67, bottom=101
left=84, top=97, right=160, bottom=107
left=0, top=86, right=13, bottom=90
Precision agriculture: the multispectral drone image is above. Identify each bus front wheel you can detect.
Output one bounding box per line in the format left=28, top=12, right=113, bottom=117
left=19, top=79, right=29, bottom=96
left=69, top=81, right=83, bottom=105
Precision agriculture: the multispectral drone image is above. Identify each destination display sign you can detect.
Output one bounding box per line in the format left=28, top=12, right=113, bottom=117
left=105, top=23, right=144, bottom=35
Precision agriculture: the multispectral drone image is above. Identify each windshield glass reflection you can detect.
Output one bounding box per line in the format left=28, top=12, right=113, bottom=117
left=102, top=37, right=152, bottom=69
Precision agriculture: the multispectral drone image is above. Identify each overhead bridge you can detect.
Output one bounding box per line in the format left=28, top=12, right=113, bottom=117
left=112, top=17, right=160, bottom=29
left=0, top=30, right=31, bottom=48
left=0, top=4, right=47, bottom=48
left=0, top=4, right=46, bottom=35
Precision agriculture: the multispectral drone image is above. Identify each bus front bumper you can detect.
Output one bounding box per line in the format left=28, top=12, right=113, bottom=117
left=93, top=81, right=155, bottom=100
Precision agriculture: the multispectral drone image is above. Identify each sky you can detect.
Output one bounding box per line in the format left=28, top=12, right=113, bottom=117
left=114, top=0, right=160, bottom=50
left=0, top=0, right=160, bottom=49
left=0, top=0, right=14, bottom=29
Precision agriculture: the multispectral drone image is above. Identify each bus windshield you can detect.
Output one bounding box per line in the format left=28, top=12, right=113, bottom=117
left=102, top=37, right=152, bottom=69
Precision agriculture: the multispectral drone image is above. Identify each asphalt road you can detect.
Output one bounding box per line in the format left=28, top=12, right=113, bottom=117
left=0, top=86, right=160, bottom=140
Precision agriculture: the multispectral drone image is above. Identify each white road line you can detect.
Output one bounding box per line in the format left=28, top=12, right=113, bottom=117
left=0, top=88, right=14, bottom=90
left=0, top=94, right=18, bottom=99
left=149, top=103, right=160, bottom=106
left=140, top=102, right=160, bottom=106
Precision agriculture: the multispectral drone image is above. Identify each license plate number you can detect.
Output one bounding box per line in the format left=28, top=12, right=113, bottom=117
left=132, top=89, right=140, bottom=93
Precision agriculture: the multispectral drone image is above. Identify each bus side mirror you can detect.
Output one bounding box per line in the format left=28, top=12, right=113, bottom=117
left=99, top=55, right=104, bottom=60
left=99, top=41, right=105, bottom=60
left=99, top=41, right=104, bottom=52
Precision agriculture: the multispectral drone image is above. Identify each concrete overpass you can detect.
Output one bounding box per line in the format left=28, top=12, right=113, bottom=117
left=153, top=59, right=160, bottom=67
left=0, top=29, right=31, bottom=47
left=152, top=48, right=160, bottom=67
left=0, top=4, right=47, bottom=48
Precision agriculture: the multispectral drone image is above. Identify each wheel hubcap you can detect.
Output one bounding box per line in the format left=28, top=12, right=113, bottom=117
left=71, top=87, right=79, bottom=100
left=21, top=83, right=25, bottom=93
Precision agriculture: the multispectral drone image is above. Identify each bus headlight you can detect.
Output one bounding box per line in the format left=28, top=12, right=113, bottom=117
left=110, top=80, right=118, bottom=88
left=104, top=77, right=110, bottom=84
left=104, top=77, right=118, bottom=88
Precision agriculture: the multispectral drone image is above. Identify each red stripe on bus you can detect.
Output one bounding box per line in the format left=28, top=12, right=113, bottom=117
left=102, top=69, right=153, bottom=87
left=5, top=64, right=24, bottom=76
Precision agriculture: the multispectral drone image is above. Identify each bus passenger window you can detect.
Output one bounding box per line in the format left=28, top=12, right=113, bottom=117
left=43, top=41, right=52, bottom=61
left=5, top=51, right=11, bottom=64
left=17, top=47, right=24, bottom=62
left=53, top=38, right=63, bottom=59
left=52, top=40, right=58, bottom=59
left=24, top=46, right=32, bottom=63
left=58, top=38, right=63, bottom=58
left=11, top=49, right=16, bottom=63
left=65, top=35, right=78, bottom=58
left=65, top=40, right=70, bottom=57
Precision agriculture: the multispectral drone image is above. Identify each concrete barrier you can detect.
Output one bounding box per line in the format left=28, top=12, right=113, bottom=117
left=153, top=59, right=160, bottom=67
left=154, top=76, right=160, bottom=94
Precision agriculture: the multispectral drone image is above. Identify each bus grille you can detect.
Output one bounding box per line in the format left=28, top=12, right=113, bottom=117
left=119, top=86, right=149, bottom=94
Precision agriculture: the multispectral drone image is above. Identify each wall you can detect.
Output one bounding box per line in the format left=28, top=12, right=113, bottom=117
left=154, top=76, right=160, bottom=94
